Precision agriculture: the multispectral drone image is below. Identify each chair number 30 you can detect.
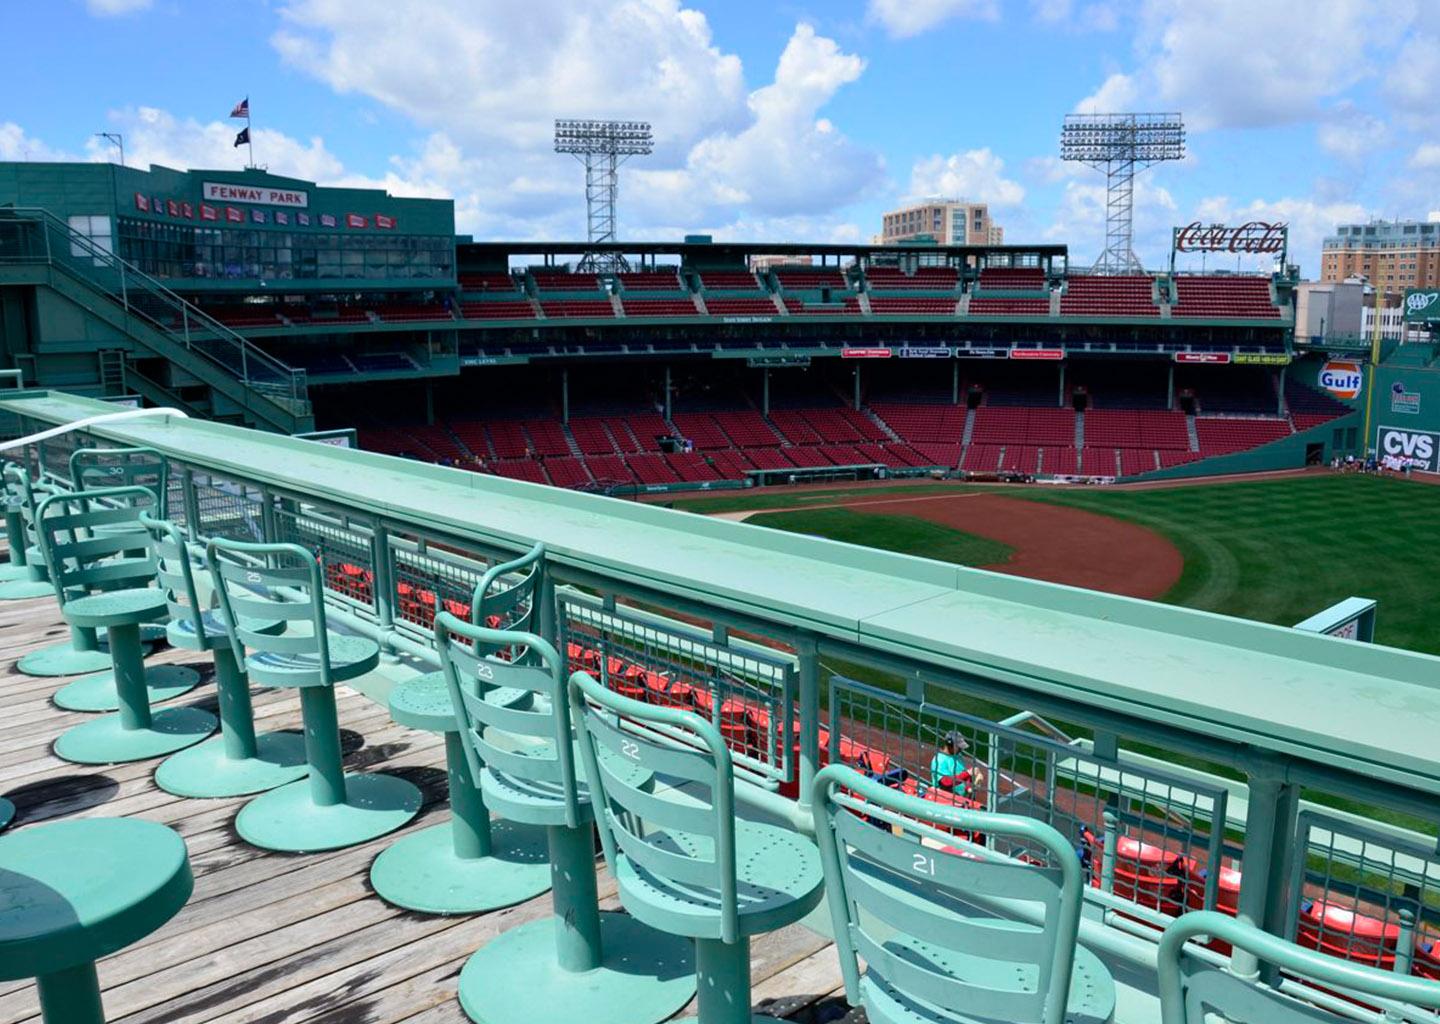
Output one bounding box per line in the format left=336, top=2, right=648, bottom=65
left=621, top=739, right=641, bottom=760
left=912, top=853, right=936, bottom=876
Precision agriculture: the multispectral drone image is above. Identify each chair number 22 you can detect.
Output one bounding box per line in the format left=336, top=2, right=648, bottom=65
left=912, top=853, right=936, bottom=876
left=621, top=739, right=641, bottom=760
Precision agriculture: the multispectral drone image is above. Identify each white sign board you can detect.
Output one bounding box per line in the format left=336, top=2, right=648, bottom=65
left=202, top=182, right=309, bottom=208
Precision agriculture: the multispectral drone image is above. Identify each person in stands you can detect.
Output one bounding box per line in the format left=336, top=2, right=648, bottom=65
left=930, top=730, right=987, bottom=803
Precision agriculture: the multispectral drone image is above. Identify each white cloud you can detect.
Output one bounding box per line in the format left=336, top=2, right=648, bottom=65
left=1316, top=103, right=1388, bottom=162
left=1408, top=142, right=1440, bottom=172
left=1385, top=32, right=1440, bottom=113
left=1044, top=178, right=1177, bottom=269
left=1078, top=0, right=1386, bottom=131
left=1187, top=194, right=1369, bottom=275
left=1031, top=0, right=1119, bottom=31
left=907, top=149, right=1025, bottom=208
left=273, top=4, right=883, bottom=238
left=85, top=0, right=152, bottom=15
left=0, top=124, right=76, bottom=162
left=85, top=107, right=345, bottom=182
left=1074, top=72, right=1138, bottom=113
left=866, top=0, right=998, bottom=38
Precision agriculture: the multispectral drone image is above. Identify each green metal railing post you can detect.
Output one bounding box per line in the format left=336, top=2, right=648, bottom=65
left=1100, top=809, right=1119, bottom=894
left=1232, top=756, right=1300, bottom=985
left=372, top=525, right=398, bottom=660
left=796, top=633, right=821, bottom=812
left=181, top=468, right=201, bottom=541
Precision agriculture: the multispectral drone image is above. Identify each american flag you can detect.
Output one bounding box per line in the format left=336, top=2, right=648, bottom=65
left=229, top=98, right=249, bottom=119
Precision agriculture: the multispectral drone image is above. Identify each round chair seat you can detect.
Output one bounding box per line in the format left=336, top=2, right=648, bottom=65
left=166, top=610, right=283, bottom=652
left=245, top=633, right=380, bottom=688
left=481, top=743, right=651, bottom=827
left=860, top=931, right=1116, bottom=1024
left=615, top=818, right=825, bottom=940
left=389, top=671, right=532, bottom=733
left=0, top=818, right=192, bottom=981
left=62, top=588, right=168, bottom=629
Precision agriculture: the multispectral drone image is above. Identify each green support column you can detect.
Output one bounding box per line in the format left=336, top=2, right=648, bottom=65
left=795, top=634, right=821, bottom=812
left=1167, top=363, right=1175, bottom=410
left=1278, top=364, right=1287, bottom=416
left=153, top=645, right=308, bottom=798
left=36, top=962, right=106, bottom=1024
left=853, top=366, right=861, bottom=411
left=1058, top=362, right=1066, bottom=407
left=547, top=823, right=604, bottom=972
left=300, top=685, right=347, bottom=807
left=664, top=365, right=672, bottom=421
left=762, top=368, right=770, bottom=416
left=562, top=369, right=569, bottom=425
left=952, top=360, right=959, bottom=405
left=1231, top=760, right=1301, bottom=985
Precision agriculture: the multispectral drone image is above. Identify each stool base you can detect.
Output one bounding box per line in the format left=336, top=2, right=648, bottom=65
left=457, top=912, right=695, bottom=1024
left=370, top=819, right=551, bottom=915
left=20, top=639, right=150, bottom=678
left=0, top=796, right=13, bottom=832
left=0, top=579, right=57, bottom=600
left=54, top=706, right=217, bottom=765
left=0, top=562, right=30, bottom=582
left=154, top=730, right=309, bottom=798
left=54, top=664, right=199, bottom=712
left=236, top=772, right=422, bottom=853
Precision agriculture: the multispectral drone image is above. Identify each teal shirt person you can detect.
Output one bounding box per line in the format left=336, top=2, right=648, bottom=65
left=929, top=731, right=984, bottom=800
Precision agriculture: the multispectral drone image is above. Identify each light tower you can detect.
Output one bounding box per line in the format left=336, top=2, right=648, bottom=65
left=554, top=119, right=653, bottom=274
left=1061, top=112, right=1185, bottom=274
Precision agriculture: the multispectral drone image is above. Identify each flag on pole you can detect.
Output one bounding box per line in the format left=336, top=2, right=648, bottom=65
left=230, top=98, right=249, bottom=118
left=233, top=127, right=250, bottom=148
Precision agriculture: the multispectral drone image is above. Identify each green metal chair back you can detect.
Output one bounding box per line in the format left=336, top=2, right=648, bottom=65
left=436, top=611, right=583, bottom=828
left=1158, top=911, right=1440, bottom=1023
left=138, top=512, right=208, bottom=640
left=34, top=486, right=160, bottom=603
left=6, top=463, right=49, bottom=540
left=69, top=446, right=169, bottom=519
left=813, top=763, right=1087, bottom=1024
left=205, top=538, right=337, bottom=686
left=467, top=542, right=544, bottom=662
left=569, top=669, right=742, bottom=943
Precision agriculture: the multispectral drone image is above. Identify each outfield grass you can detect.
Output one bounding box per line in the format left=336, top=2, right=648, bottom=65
left=670, top=483, right=975, bottom=515
left=1019, top=474, right=1440, bottom=656
left=746, top=508, right=1013, bottom=568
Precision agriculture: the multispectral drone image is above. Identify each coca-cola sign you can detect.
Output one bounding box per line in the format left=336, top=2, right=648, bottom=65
left=1174, top=221, right=1287, bottom=254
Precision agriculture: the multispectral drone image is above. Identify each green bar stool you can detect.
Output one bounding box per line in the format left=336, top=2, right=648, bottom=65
left=208, top=537, right=422, bottom=852
left=0, top=460, right=36, bottom=583
left=39, top=487, right=216, bottom=765
left=1159, top=911, right=1440, bottom=1022
left=0, top=818, right=193, bottom=1024
left=0, top=797, right=12, bottom=832
left=813, top=764, right=1117, bottom=1024
left=571, top=671, right=825, bottom=1024
left=30, top=478, right=198, bottom=714
left=441, top=615, right=696, bottom=1024
left=0, top=465, right=64, bottom=601
left=144, top=514, right=308, bottom=798
left=370, top=543, right=551, bottom=914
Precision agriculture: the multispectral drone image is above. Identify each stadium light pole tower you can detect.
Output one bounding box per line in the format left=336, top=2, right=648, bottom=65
left=554, top=119, right=653, bottom=274
left=1061, top=113, right=1185, bottom=275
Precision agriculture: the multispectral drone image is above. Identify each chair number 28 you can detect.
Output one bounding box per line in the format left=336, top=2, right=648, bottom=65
left=912, top=853, right=936, bottom=876
left=621, top=739, right=641, bottom=760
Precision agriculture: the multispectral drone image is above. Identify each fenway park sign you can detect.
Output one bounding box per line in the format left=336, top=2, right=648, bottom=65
left=1173, top=221, right=1287, bottom=254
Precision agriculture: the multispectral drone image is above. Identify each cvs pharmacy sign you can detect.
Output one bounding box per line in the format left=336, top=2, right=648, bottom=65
left=1319, top=360, right=1363, bottom=400
left=1377, top=426, right=1439, bottom=472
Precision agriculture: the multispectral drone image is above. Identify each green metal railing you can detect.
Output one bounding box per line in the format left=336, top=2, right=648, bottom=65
left=0, top=208, right=309, bottom=415
left=8, top=393, right=1440, bottom=1019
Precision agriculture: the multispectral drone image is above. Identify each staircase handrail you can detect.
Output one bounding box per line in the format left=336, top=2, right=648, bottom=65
left=0, top=207, right=309, bottom=414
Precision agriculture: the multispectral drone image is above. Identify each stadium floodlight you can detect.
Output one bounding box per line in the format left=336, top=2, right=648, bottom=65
left=1061, top=112, right=1185, bottom=275
left=555, top=119, right=654, bottom=274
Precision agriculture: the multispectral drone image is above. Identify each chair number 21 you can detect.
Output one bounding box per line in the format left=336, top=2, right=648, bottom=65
left=912, top=853, right=936, bottom=876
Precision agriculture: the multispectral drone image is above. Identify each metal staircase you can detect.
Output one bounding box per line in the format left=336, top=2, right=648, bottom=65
left=0, top=208, right=312, bottom=433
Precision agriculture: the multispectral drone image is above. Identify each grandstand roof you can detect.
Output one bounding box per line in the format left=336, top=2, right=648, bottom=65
left=461, top=239, right=1068, bottom=263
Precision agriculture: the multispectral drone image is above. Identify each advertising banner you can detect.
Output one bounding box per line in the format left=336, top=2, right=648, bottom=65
left=841, top=348, right=892, bottom=359
left=1403, top=288, right=1440, bottom=322
left=202, top=182, right=309, bottom=208
left=1009, top=348, right=1064, bottom=360
left=1174, top=352, right=1231, bottom=364
left=1319, top=360, right=1364, bottom=400
left=898, top=347, right=952, bottom=358
left=1376, top=425, right=1439, bottom=472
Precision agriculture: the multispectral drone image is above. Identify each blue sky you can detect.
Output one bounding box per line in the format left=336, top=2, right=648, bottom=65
left=5, top=0, right=1439, bottom=275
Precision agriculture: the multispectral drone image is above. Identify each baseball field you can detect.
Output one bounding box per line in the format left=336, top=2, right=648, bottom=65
left=673, top=471, right=1440, bottom=657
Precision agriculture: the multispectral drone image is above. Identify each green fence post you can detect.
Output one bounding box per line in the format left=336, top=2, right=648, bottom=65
left=1232, top=757, right=1300, bottom=985
left=796, top=633, right=821, bottom=813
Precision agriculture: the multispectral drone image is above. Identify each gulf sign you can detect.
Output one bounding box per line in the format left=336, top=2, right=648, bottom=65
left=1319, top=360, right=1363, bottom=400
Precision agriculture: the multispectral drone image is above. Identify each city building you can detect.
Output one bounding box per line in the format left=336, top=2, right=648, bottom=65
left=1320, top=218, right=1440, bottom=287
left=880, top=199, right=1003, bottom=247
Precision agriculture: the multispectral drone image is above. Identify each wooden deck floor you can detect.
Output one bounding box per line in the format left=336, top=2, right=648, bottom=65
left=0, top=592, right=848, bottom=1024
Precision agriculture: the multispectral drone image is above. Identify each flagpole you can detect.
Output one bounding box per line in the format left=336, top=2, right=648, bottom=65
left=246, top=97, right=255, bottom=169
